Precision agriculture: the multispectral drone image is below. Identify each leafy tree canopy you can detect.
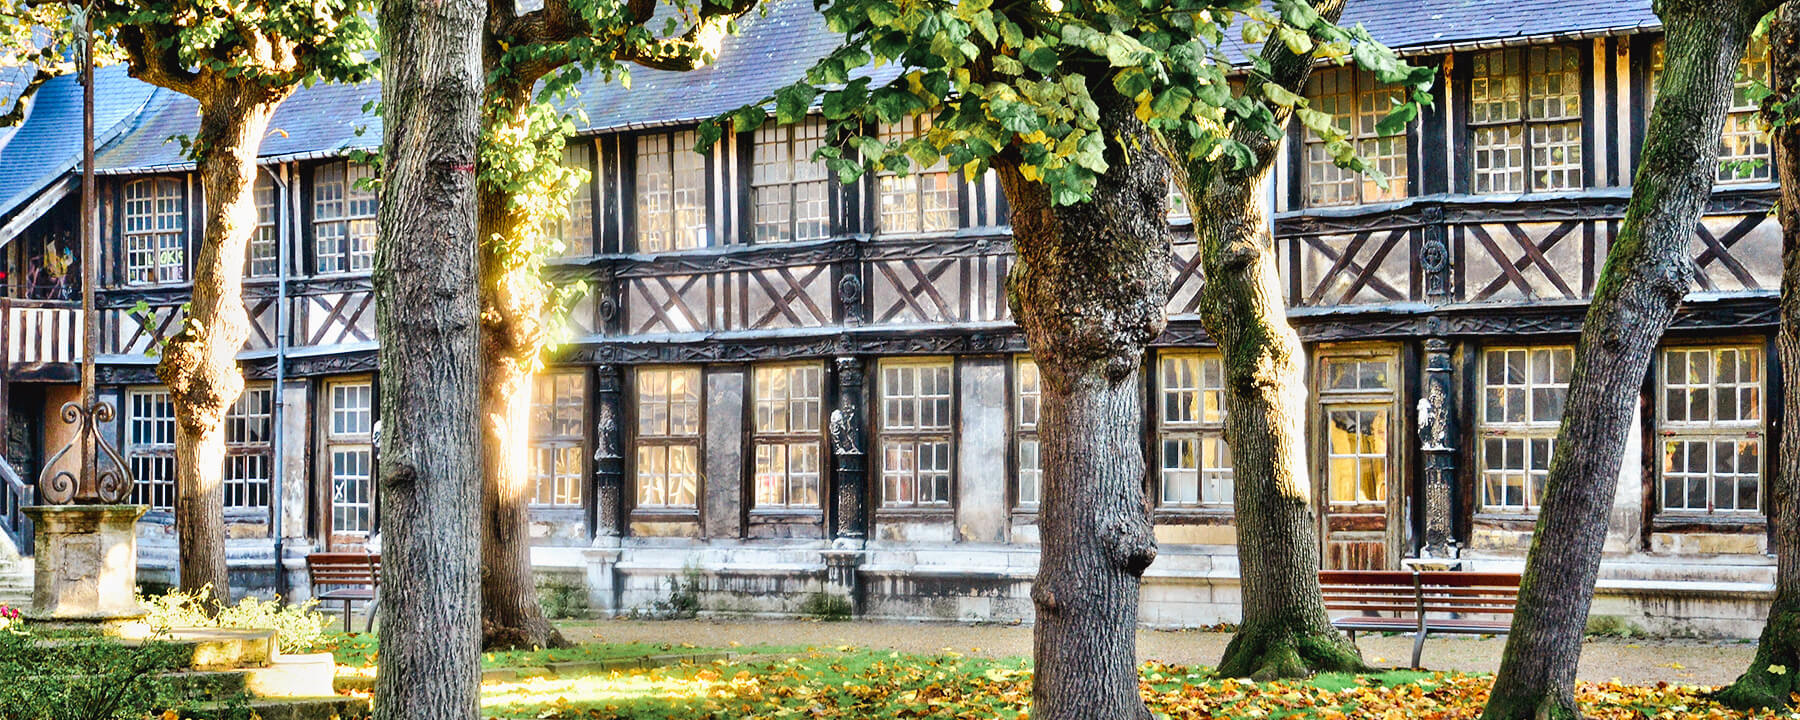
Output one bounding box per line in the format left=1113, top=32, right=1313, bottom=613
left=701, top=0, right=1436, bottom=206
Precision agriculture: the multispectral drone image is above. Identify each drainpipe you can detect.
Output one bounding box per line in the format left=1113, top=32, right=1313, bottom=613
left=269, top=164, right=293, bottom=600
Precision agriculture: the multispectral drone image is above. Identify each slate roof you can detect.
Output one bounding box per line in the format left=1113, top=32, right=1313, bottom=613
left=0, top=0, right=1665, bottom=218
left=0, top=64, right=156, bottom=225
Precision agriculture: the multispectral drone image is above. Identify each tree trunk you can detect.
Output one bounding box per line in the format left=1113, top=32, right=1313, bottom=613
left=1481, top=3, right=1776, bottom=718
left=476, top=75, right=567, bottom=651
left=1166, top=0, right=1363, bottom=680
left=993, top=81, right=1167, bottom=720
left=373, top=0, right=485, bottom=715
left=1716, top=1, right=1800, bottom=709
left=156, top=91, right=282, bottom=598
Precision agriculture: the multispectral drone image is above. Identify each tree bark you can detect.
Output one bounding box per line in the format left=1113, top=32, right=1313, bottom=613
left=1163, top=0, right=1364, bottom=680
left=993, top=80, right=1167, bottom=720
left=373, top=0, right=485, bottom=716
left=1481, top=2, right=1777, bottom=718
left=1716, top=1, right=1800, bottom=709
left=476, top=75, right=567, bottom=651
left=156, top=90, right=283, bottom=598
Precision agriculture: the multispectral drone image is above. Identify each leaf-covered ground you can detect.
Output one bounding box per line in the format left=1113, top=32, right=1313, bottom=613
left=317, top=631, right=803, bottom=671
left=477, top=649, right=1796, bottom=720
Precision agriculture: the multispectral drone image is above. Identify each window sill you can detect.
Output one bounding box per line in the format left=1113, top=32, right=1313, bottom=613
left=748, top=508, right=824, bottom=521
left=1152, top=507, right=1236, bottom=525
left=1651, top=513, right=1766, bottom=533
left=873, top=507, right=953, bottom=520
left=629, top=508, right=699, bottom=521
left=1472, top=511, right=1538, bottom=524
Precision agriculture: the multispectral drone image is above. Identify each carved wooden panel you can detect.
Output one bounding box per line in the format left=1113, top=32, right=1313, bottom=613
left=300, top=291, right=376, bottom=346
left=1286, top=229, right=1417, bottom=307
left=867, top=254, right=1011, bottom=325
left=1459, top=220, right=1605, bottom=302
left=715, top=265, right=835, bottom=331
left=1690, top=213, right=1777, bottom=293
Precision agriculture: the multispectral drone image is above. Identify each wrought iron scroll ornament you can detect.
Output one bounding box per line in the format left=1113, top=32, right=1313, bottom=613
left=38, top=400, right=136, bottom=505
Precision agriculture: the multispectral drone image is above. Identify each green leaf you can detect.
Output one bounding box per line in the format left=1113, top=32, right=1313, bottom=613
left=1275, top=0, right=1319, bottom=29
left=1374, top=102, right=1416, bottom=136
left=1260, top=82, right=1303, bottom=109
left=1024, top=45, right=1060, bottom=75
left=775, top=84, right=820, bottom=124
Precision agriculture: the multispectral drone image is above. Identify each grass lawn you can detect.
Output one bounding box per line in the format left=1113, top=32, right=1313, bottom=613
left=472, top=648, right=1783, bottom=720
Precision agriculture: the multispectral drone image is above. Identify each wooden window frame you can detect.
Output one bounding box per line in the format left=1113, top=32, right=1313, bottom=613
left=1648, top=36, right=1773, bottom=185
left=122, top=177, right=186, bottom=285
left=530, top=370, right=589, bottom=508
left=750, top=118, right=833, bottom=244
left=224, top=384, right=275, bottom=516
left=126, top=387, right=176, bottom=512
left=1476, top=345, right=1574, bottom=514
left=1301, top=66, right=1411, bottom=208
left=631, top=365, right=703, bottom=512
left=552, top=142, right=598, bottom=257
left=1155, top=350, right=1233, bottom=510
left=876, top=357, right=956, bottom=511
left=1013, top=356, right=1042, bottom=510
left=749, top=362, right=826, bottom=512
left=311, top=162, right=378, bottom=275
left=325, top=379, right=376, bottom=536
left=633, top=130, right=711, bottom=252
left=1655, top=344, right=1766, bottom=517
left=247, top=173, right=280, bottom=278
left=1464, top=44, right=1589, bottom=194
left=874, top=117, right=960, bottom=236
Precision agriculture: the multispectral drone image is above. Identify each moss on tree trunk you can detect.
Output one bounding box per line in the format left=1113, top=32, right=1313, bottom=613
left=1481, top=2, right=1778, bottom=717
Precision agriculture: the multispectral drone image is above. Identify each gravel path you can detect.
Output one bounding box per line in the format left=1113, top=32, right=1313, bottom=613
left=562, top=618, right=1757, bottom=687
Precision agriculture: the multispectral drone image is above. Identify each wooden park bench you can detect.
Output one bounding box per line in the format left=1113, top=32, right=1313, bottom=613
left=1318, top=569, right=1522, bottom=668
left=307, top=552, right=381, bottom=633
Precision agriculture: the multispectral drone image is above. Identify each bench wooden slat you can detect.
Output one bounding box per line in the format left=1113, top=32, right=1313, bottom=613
left=1320, top=568, right=1522, bottom=669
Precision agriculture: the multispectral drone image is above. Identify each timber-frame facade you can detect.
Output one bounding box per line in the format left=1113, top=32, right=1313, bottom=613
left=0, top=0, right=1783, bottom=635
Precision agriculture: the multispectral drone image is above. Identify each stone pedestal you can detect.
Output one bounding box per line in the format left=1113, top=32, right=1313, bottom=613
left=24, top=504, right=147, bottom=622
left=820, top=548, right=863, bottom=613
left=583, top=544, right=623, bottom=616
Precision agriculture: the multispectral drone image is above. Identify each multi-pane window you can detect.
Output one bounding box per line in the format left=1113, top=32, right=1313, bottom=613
left=1015, top=358, right=1042, bottom=508
left=752, top=118, right=832, bottom=243
left=879, top=359, right=953, bottom=508
left=876, top=117, right=958, bottom=235
left=1468, top=46, right=1583, bottom=194
left=328, top=381, right=375, bottom=534
left=635, top=367, right=701, bottom=508
left=1158, top=352, right=1232, bottom=507
left=752, top=364, right=823, bottom=509
left=1304, top=66, right=1409, bottom=207
left=635, top=131, right=709, bottom=252
left=225, top=386, right=273, bottom=510
left=1319, top=356, right=1395, bottom=506
left=1659, top=346, right=1764, bottom=514
left=123, top=178, right=186, bottom=284
left=530, top=371, right=587, bottom=507
left=312, top=162, right=377, bottom=274
left=248, top=174, right=279, bottom=278
left=553, top=144, right=595, bottom=256
left=1651, top=37, right=1772, bottom=183
left=1479, top=346, right=1573, bottom=512
left=127, top=389, right=176, bottom=511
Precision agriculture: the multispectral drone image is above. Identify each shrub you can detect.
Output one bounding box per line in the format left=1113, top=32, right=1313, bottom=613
left=800, top=592, right=853, bottom=622
left=538, top=577, right=590, bottom=620
left=646, top=565, right=703, bottom=620
left=138, top=585, right=331, bottom=654
left=0, top=623, right=200, bottom=720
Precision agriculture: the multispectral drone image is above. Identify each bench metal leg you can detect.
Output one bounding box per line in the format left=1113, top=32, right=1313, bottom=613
left=343, top=599, right=353, bottom=633
left=1411, top=629, right=1428, bottom=669
left=364, top=590, right=379, bottom=633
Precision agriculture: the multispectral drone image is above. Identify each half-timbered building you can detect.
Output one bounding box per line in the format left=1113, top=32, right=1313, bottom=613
left=0, top=0, right=1783, bottom=636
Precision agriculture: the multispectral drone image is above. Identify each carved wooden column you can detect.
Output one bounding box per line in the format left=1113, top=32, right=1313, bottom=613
left=1419, top=336, right=1459, bottom=560
left=585, top=362, right=626, bottom=615
left=591, top=364, right=626, bottom=541
left=828, top=356, right=868, bottom=544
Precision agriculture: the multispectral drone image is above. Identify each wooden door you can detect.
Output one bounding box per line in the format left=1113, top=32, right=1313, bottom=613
left=322, top=379, right=376, bottom=551
left=1315, top=349, right=1402, bottom=570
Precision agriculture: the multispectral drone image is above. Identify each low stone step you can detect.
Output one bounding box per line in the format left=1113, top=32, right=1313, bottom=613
left=156, top=669, right=252, bottom=702
left=174, top=696, right=371, bottom=720
left=114, top=627, right=279, bottom=671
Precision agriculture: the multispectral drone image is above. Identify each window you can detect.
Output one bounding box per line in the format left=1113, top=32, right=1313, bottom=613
left=635, top=131, right=709, bottom=252
left=328, top=381, right=375, bottom=534
left=123, top=178, right=185, bottom=284
left=752, top=364, right=823, bottom=509
left=225, top=386, right=273, bottom=510
left=752, top=118, right=832, bottom=243
left=876, top=117, right=958, bottom=234
left=553, top=144, right=595, bottom=256
left=1015, top=357, right=1042, bottom=508
left=879, top=359, right=953, bottom=508
left=127, top=389, right=176, bottom=511
left=635, top=367, right=701, bottom=508
left=1158, top=352, right=1232, bottom=507
left=312, top=162, right=377, bottom=274
left=248, top=174, right=279, bottom=278
left=531, top=371, right=587, bottom=507
left=1468, top=46, right=1583, bottom=194
left=1303, top=66, right=1409, bottom=207
left=1479, top=346, right=1573, bottom=512
left=1318, top=356, right=1396, bottom=506
left=1651, top=37, right=1772, bottom=183
left=1659, top=346, right=1764, bottom=514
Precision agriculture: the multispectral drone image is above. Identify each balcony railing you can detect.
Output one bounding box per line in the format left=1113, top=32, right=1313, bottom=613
left=0, top=457, right=31, bottom=555
left=1, top=299, right=81, bottom=379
